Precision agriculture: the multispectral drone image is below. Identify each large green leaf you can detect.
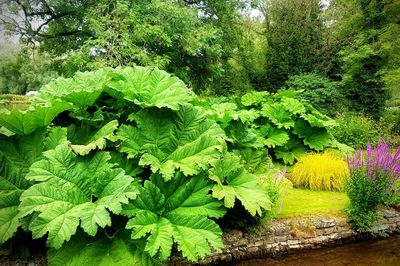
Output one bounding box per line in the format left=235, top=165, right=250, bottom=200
left=281, top=97, right=306, bottom=114
left=233, top=148, right=270, bottom=173
left=274, top=138, right=309, bottom=165
left=0, top=99, right=72, bottom=135
left=293, top=119, right=332, bottom=150
left=0, top=130, right=46, bottom=187
left=48, top=231, right=160, bottom=266
left=257, top=124, right=290, bottom=148
left=40, top=68, right=111, bottom=109
left=117, top=104, right=225, bottom=180
left=69, top=120, right=119, bottom=155
left=261, top=103, right=295, bottom=129
left=209, top=153, right=271, bottom=216
left=300, top=105, right=335, bottom=127
left=226, top=121, right=264, bottom=149
left=241, top=91, right=269, bottom=106
left=43, top=127, right=68, bottom=150
left=19, top=144, right=138, bottom=248
left=206, top=103, right=259, bottom=128
left=107, top=67, right=195, bottom=110
left=0, top=176, right=23, bottom=243
left=0, top=130, right=59, bottom=243
left=206, top=102, right=237, bottom=128
left=125, top=174, right=225, bottom=261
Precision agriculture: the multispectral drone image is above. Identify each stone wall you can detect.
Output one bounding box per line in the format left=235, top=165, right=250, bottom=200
left=172, top=207, right=400, bottom=265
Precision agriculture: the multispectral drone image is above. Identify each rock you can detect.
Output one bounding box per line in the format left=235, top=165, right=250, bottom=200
left=171, top=207, right=400, bottom=265
left=287, top=239, right=300, bottom=245
left=317, top=218, right=336, bottom=229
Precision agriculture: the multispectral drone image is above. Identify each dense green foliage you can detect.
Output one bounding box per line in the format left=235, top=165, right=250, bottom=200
left=332, top=112, right=395, bottom=149
left=0, top=50, right=58, bottom=94
left=264, top=0, right=325, bottom=89
left=284, top=73, right=346, bottom=117
left=333, top=113, right=380, bottom=149
left=330, top=0, right=399, bottom=119
left=1, top=0, right=399, bottom=123
left=0, top=67, right=281, bottom=264
left=200, top=90, right=347, bottom=165
left=0, top=0, right=263, bottom=94
left=0, top=1, right=399, bottom=262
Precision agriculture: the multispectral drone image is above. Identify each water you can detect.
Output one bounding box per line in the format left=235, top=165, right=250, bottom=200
left=232, top=234, right=400, bottom=266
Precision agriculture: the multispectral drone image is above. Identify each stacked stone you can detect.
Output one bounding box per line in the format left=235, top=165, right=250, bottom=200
left=172, top=207, right=400, bottom=265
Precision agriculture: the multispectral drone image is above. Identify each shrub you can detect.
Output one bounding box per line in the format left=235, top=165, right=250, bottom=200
left=291, top=152, right=349, bottom=191
left=333, top=112, right=379, bottom=149
left=333, top=112, right=399, bottom=149
left=346, top=142, right=400, bottom=232
left=284, top=73, right=346, bottom=117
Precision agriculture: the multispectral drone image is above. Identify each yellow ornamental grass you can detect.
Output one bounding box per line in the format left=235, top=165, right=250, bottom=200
left=291, top=152, right=350, bottom=191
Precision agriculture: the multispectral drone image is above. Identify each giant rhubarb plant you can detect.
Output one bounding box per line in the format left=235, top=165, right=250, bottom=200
left=0, top=66, right=274, bottom=265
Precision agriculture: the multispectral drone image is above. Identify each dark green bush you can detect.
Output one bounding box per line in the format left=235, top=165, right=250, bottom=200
left=284, top=73, right=346, bottom=117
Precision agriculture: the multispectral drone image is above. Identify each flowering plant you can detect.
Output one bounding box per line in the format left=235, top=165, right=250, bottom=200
left=346, top=142, right=400, bottom=231
left=347, top=142, right=400, bottom=192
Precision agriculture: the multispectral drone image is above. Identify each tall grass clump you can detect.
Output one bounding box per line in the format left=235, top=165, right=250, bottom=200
left=291, top=152, right=349, bottom=191
left=346, top=142, right=400, bottom=231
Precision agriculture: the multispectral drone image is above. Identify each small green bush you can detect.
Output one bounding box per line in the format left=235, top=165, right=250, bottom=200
left=333, top=112, right=399, bottom=149
left=285, top=73, right=346, bottom=117
left=346, top=143, right=400, bottom=232
left=333, top=112, right=379, bottom=149
left=346, top=169, right=391, bottom=232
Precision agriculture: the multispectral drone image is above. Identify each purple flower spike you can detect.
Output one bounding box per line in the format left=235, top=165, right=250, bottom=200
left=275, top=169, right=280, bottom=181
left=282, top=166, right=287, bottom=180
left=347, top=142, right=400, bottom=194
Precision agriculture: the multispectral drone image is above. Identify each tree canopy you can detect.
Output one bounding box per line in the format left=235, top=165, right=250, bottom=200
left=0, top=0, right=399, bottom=119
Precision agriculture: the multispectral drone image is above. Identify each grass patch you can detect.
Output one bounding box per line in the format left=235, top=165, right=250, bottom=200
left=275, top=188, right=349, bottom=218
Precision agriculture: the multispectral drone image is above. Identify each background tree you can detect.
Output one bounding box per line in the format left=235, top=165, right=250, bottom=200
left=0, top=48, right=58, bottom=94
left=1, top=0, right=265, bottom=94
left=264, top=0, right=326, bottom=90
left=330, top=0, right=399, bottom=119
left=0, top=0, right=95, bottom=54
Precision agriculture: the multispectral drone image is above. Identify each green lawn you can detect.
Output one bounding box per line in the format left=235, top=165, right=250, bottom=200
left=274, top=188, right=349, bottom=218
